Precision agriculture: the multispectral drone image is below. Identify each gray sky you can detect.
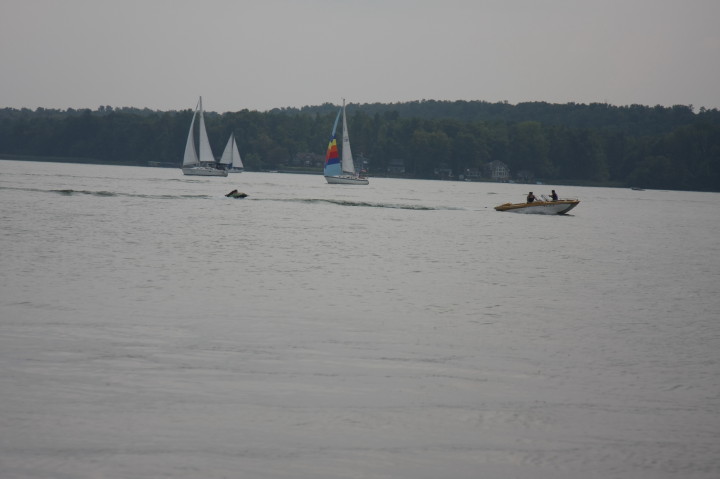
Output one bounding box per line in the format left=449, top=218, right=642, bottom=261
left=2, top=0, right=719, bottom=112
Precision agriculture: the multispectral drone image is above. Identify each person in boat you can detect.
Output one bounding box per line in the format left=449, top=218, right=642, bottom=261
left=550, top=190, right=558, bottom=201
left=226, top=189, right=247, bottom=198
left=526, top=192, right=536, bottom=203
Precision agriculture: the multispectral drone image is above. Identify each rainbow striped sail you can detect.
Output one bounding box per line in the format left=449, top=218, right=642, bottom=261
left=323, top=107, right=343, bottom=177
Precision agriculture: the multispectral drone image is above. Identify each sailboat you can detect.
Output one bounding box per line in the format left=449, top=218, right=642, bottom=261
left=219, top=132, right=244, bottom=173
left=181, top=97, right=227, bottom=177
left=324, top=99, right=369, bottom=185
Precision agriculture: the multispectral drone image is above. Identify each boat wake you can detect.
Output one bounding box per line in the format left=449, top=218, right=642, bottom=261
left=271, top=198, right=461, bottom=210
left=1, top=186, right=460, bottom=209
left=0, top=186, right=210, bottom=199
left=49, top=189, right=210, bottom=199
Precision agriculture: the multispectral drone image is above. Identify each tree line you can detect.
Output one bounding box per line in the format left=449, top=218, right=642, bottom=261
left=1, top=100, right=719, bottom=191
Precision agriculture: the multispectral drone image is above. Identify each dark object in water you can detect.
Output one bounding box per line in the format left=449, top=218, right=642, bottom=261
left=226, top=189, right=248, bottom=198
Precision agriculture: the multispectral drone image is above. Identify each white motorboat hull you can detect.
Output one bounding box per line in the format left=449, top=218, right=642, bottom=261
left=325, top=175, right=369, bottom=185
left=495, top=199, right=579, bottom=215
left=182, top=166, right=228, bottom=177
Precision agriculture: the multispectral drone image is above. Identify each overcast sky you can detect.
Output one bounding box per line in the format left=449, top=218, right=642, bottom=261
left=2, top=0, right=719, bottom=113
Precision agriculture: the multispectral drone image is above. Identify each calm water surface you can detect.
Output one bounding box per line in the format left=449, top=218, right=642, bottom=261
left=1, top=160, right=719, bottom=478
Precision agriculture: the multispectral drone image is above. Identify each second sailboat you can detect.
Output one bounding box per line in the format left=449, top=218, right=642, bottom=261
left=323, top=100, right=369, bottom=185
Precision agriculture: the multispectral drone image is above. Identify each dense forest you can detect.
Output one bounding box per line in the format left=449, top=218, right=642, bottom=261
left=1, top=100, right=720, bottom=191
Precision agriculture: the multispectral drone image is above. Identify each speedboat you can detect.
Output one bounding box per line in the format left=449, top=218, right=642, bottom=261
left=495, top=198, right=579, bottom=215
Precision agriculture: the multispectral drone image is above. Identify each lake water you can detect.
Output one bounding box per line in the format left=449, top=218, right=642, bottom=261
left=1, top=159, right=719, bottom=479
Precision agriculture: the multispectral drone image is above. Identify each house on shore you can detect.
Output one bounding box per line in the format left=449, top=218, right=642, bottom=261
left=485, top=160, right=511, bottom=182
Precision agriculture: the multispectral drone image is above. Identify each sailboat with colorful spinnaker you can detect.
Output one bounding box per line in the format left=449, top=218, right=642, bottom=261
left=323, top=100, right=369, bottom=185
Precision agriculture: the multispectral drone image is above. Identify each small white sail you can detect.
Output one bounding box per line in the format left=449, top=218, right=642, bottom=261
left=219, top=133, right=244, bottom=170
left=219, top=133, right=234, bottom=166
left=182, top=106, right=199, bottom=167
left=231, top=139, right=243, bottom=169
left=197, top=97, right=215, bottom=163
left=219, top=132, right=243, bottom=168
left=340, top=100, right=355, bottom=175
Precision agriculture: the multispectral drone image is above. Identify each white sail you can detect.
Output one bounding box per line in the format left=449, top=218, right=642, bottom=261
left=340, top=100, right=355, bottom=175
left=219, top=133, right=243, bottom=169
left=231, top=139, right=243, bottom=169
left=219, top=133, right=235, bottom=166
left=197, top=97, right=215, bottom=163
left=182, top=106, right=199, bottom=167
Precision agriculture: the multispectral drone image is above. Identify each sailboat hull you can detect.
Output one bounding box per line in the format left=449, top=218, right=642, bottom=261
left=325, top=175, right=369, bottom=185
left=182, top=166, right=228, bottom=177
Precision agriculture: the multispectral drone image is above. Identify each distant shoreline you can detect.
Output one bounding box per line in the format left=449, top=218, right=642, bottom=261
left=2, top=156, right=638, bottom=190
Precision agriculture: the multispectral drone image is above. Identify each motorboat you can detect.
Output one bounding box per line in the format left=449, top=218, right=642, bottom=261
left=495, top=197, right=579, bottom=215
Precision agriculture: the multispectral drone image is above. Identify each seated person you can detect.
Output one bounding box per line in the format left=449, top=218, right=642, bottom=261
left=526, top=192, right=536, bottom=203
